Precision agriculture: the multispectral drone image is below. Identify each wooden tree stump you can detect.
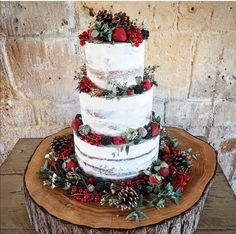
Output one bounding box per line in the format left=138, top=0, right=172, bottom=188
left=24, top=127, right=217, bottom=234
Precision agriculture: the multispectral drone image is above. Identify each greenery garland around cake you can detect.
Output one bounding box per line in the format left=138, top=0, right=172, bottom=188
left=38, top=120, right=198, bottom=223
left=75, top=65, right=158, bottom=99
left=79, top=10, right=149, bottom=47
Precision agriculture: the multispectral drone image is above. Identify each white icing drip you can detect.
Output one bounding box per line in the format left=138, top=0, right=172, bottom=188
left=74, top=133, right=160, bottom=179
left=79, top=88, right=153, bottom=136
left=85, top=42, right=145, bottom=89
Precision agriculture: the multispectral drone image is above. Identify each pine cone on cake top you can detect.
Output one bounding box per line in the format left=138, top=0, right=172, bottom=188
left=96, top=10, right=113, bottom=25
left=112, top=11, right=130, bottom=28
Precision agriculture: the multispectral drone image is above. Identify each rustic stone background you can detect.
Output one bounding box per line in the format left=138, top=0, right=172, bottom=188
left=0, top=1, right=235, bottom=194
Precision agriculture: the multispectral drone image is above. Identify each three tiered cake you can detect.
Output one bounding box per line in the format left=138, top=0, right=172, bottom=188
left=72, top=11, right=160, bottom=180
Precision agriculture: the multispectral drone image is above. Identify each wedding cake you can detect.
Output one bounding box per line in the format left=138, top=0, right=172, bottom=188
left=71, top=10, right=160, bottom=180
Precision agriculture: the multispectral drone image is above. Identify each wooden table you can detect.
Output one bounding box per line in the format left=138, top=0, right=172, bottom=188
left=0, top=138, right=236, bottom=234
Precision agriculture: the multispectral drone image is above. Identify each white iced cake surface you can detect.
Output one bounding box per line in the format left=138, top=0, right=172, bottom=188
left=74, top=133, right=160, bottom=179
left=79, top=88, right=153, bottom=136
left=74, top=41, right=160, bottom=180
left=85, top=42, right=145, bottom=90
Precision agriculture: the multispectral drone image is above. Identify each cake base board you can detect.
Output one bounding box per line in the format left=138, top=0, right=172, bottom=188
left=24, top=127, right=217, bottom=233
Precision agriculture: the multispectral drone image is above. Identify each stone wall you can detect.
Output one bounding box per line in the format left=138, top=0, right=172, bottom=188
left=0, top=1, right=235, bottom=194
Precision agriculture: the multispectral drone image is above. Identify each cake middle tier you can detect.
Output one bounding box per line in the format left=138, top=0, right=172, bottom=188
left=79, top=88, right=153, bottom=136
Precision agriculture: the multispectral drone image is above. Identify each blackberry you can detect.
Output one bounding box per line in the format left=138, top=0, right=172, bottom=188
left=101, top=136, right=113, bottom=146
left=75, top=113, right=82, bottom=120
left=141, top=29, right=150, bottom=40
left=95, top=181, right=106, bottom=192
left=133, top=85, right=144, bottom=94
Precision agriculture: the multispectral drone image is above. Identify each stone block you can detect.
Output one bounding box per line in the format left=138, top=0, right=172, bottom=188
left=178, top=2, right=213, bottom=31
left=39, top=102, right=80, bottom=125
left=77, top=1, right=178, bottom=31
left=5, top=37, right=81, bottom=101
left=0, top=56, right=13, bottom=100
left=214, top=100, right=236, bottom=127
left=0, top=2, right=76, bottom=36
left=146, top=32, right=192, bottom=100
left=165, top=100, right=212, bottom=128
left=153, top=96, right=165, bottom=124
left=189, top=32, right=236, bottom=99
left=0, top=99, right=36, bottom=127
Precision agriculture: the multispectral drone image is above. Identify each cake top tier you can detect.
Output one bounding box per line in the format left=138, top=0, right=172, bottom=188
left=79, top=10, right=149, bottom=47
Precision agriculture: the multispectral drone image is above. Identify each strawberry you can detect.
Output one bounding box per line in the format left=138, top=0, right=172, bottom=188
left=140, top=80, right=152, bottom=91
left=71, top=119, right=82, bottom=132
left=159, top=167, right=170, bottom=177
left=151, top=122, right=160, bottom=137
left=112, top=27, right=127, bottom=42
left=148, top=175, right=162, bottom=184
left=88, top=29, right=94, bottom=41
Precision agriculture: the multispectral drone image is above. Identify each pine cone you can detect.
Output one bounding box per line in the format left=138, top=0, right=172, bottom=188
left=115, top=186, right=139, bottom=211
left=50, top=135, right=71, bottom=154
left=112, top=11, right=130, bottom=28
left=66, top=171, right=81, bottom=184
left=96, top=10, right=113, bottom=25
left=173, top=152, right=192, bottom=173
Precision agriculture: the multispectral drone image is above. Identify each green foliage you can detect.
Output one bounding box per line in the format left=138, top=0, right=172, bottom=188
left=94, top=22, right=114, bottom=41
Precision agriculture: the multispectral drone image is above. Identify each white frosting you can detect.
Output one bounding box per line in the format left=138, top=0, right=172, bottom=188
left=74, top=133, right=160, bottom=179
left=85, top=42, right=145, bottom=89
left=79, top=88, right=153, bottom=136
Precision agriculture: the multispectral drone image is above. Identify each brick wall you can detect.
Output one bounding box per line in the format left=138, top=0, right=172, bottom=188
left=0, top=1, right=235, bottom=194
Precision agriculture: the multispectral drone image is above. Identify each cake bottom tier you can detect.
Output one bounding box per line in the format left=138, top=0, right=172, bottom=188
left=74, top=133, right=160, bottom=180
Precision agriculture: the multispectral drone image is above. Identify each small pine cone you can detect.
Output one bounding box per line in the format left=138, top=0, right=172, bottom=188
left=112, top=11, right=130, bottom=28
left=66, top=171, right=81, bottom=183
left=96, top=10, right=113, bottom=25
left=173, top=152, right=192, bottom=173
left=50, top=135, right=69, bottom=154
left=115, top=186, right=139, bottom=211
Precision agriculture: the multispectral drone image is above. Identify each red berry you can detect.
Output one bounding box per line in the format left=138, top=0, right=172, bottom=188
left=94, top=195, right=101, bottom=202
left=159, top=167, right=170, bottom=177
left=71, top=119, right=81, bottom=132
left=80, top=40, right=86, bottom=46
left=127, top=89, right=133, bottom=95
left=149, top=175, right=162, bottom=184
left=65, top=160, right=77, bottom=172
left=81, top=197, right=87, bottom=203
left=87, top=177, right=95, bottom=185
left=71, top=186, right=78, bottom=195
left=79, top=188, right=83, bottom=194
left=74, top=195, right=82, bottom=201
left=112, top=27, right=127, bottom=42
left=127, top=179, right=132, bottom=186
left=83, top=188, right=88, bottom=194
left=140, top=80, right=152, bottom=91
left=112, top=137, right=126, bottom=145
left=151, top=122, right=160, bottom=137
left=120, top=181, right=126, bottom=187
left=84, top=193, right=90, bottom=199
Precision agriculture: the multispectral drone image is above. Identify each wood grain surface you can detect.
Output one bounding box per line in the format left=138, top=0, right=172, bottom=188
left=0, top=136, right=235, bottom=233
left=23, top=127, right=217, bottom=230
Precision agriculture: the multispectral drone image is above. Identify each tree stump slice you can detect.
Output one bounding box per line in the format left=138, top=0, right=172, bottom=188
left=24, top=127, right=217, bottom=234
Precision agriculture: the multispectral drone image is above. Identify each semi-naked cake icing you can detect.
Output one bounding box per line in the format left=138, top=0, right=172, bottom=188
left=85, top=42, right=145, bottom=89
left=74, top=41, right=160, bottom=180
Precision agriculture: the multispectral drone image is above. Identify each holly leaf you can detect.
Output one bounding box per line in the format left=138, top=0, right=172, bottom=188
left=135, top=76, right=142, bottom=85
left=143, top=199, right=154, bottom=207
left=133, top=136, right=142, bottom=145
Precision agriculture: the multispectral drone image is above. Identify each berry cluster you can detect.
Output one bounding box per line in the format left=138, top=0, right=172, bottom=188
left=57, top=140, right=74, bottom=158
left=126, top=28, right=143, bottom=47
left=120, top=176, right=148, bottom=188
left=80, top=132, right=102, bottom=146
left=79, top=31, right=89, bottom=46
left=78, top=10, right=149, bottom=46
left=71, top=186, right=102, bottom=203
left=79, top=76, right=98, bottom=93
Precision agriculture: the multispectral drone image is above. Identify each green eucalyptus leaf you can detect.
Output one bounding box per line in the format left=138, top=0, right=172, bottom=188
left=125, top=144, right=130, bottom=155
left=92, top=30, right=99, bottom=37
